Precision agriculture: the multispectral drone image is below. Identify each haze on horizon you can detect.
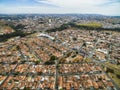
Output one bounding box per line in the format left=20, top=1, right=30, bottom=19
left=0, top=0, right=120, bottom=16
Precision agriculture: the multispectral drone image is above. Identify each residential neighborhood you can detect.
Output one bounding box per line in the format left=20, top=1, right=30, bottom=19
left=0, top=14, right=120, bottom=90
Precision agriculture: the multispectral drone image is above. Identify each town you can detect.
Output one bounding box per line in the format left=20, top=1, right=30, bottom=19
left=0, top=14, right=120, bottom=90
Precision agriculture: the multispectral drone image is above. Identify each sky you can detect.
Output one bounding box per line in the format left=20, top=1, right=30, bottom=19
left=0, top=0, right=120, bottom=16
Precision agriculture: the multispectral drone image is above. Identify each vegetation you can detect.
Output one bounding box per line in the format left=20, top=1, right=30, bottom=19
left=47, top=22, right=120, bottom=33
left=77, top=22, right=102, bottom=28
left=0, top=25, right=13, bottom=30
left=44, top=55, right=58, bottom=65
left=0, top=25, right=14, bottom=34
left=11, top=46, right=18, bottom=51
left=84, top=57, right=92, bottom=62
left=108, top=72, right=120, bottom=88
left=104, top=62, right=120, bottom=75
left=50, top=55, right=58, bottom=61
left=102, top=62, right=120, bottom=88
left=47, top=23, right=69, bottom=32
left=0, top=29, right=35, bottom=42
left=34, top=59, right=41, bottom=64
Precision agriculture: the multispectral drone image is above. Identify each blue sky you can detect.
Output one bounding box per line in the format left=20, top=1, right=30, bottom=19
left=0, top=0, right=120, bottom=16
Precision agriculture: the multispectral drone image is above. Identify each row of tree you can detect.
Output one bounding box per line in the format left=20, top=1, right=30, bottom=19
left=47, top=22, right=120, bottom=32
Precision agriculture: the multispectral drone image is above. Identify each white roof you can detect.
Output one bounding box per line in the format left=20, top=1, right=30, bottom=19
left=37, top=33, right=55, bottom=40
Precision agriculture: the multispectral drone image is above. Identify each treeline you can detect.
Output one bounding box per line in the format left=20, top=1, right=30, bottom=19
left=0, top=30, right=34, bottom=42
left=46, top=22, right=120, bottom=32
left=46, top=24, right=70, bottom=32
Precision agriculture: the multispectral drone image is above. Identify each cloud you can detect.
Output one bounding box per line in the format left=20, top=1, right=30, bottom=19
left=35, top=0, right=120, bottom=8
left=0, top=0, right=120, bottom=15
left=33, top=0, right=120, bottom=15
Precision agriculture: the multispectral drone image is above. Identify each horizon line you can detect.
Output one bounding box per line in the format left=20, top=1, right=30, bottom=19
left=0, top=13, right=119, bottom=16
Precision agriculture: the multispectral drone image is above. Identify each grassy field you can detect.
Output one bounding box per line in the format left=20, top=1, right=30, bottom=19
left=105, top=62, right=120, bottom=75
left=77, top=22, right=102, bottom=28
left=108, top=72, right=120, bottom=88
left=103, top=62, right=120, bottom=88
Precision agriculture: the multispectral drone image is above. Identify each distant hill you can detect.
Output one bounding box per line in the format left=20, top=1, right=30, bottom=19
left=113, top=16, right=120, bottom=18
